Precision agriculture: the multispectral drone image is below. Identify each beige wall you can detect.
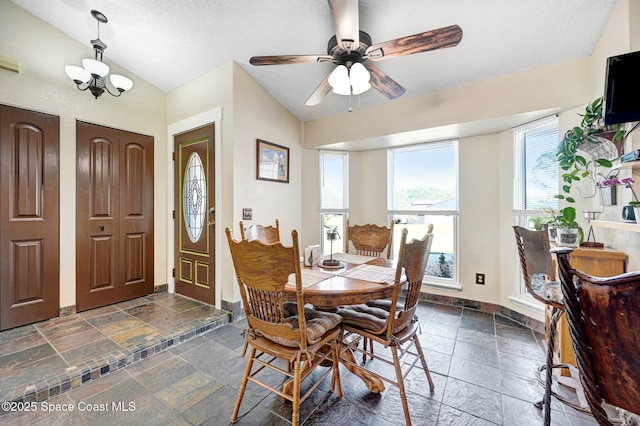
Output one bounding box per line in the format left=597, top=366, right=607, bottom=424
left=0, top=1, right=167, bottom=308
left=303, top=57, right=591, bottom=150
left=167, top=62, right=303, bottom=306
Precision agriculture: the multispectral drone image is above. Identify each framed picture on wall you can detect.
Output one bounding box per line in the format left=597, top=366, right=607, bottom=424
left=256, top=139, right=289, bottom=183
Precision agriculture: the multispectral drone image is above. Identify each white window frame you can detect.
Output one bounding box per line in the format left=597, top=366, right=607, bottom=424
left=511, top=115, right=559, bottom=308
left=387, top=141, right=459, bottom=290
left=319, top=151, right=349, bottom=254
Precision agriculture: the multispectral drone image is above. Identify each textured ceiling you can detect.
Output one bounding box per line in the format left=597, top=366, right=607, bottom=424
left=10, top=0, right=616, bottom=122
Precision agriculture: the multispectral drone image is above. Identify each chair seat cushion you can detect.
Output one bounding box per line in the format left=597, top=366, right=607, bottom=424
left=338, top=304, right=389, bottom=334
left=531, top=274, right=563, bottom=304
left=259, top=302, right=342, bottom=348
left=366, top=299, right=403, bottom=311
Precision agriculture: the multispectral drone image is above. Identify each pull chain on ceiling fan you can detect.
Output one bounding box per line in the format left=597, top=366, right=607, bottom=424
left=249, top=0, right=463, bottom=107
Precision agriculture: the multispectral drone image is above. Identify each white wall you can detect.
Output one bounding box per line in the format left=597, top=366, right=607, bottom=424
left=0, top=1, right=167, bottom=308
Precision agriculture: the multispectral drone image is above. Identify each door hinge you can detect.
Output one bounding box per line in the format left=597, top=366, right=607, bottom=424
left=172, top=152, right=175, bottom=161
left=172, top=268, right=175, bottom=278
left=172, top=210, right=175, bottom=219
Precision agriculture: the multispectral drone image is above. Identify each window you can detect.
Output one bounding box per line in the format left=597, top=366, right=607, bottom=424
left=513, top=116, right=559, bottom=299
left=319, top=151, right=348, bottom=255
left=513, top=116, right=559, bottom=217
left=388, top=141, right=458, bottom=287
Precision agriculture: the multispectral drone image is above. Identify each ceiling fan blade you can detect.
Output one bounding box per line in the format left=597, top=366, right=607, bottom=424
left=329, top=0, right=359, bottom=50
left=364, top=63, right=406, bottom=100
left=366, top=24, right=463, bottom=61
left=250, top=55, right=333, bottom=66
left=305, top=72, right=332, bottom=106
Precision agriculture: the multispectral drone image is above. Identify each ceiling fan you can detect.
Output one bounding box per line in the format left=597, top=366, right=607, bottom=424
left=249, top=0, right=463, bottom=106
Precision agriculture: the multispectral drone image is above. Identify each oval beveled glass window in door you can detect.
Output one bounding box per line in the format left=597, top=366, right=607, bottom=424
left=183, top=152, right=207, bottom=242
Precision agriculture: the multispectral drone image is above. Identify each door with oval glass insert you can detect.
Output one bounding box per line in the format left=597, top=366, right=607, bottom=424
left=174, top=125, right=215, bottom=303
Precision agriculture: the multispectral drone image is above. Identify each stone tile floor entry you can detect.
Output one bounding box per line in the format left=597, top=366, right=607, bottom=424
left=0, top=295, right=597, bottom=425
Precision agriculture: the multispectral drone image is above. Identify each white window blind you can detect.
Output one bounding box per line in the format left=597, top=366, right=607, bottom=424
left=513, top=117, right=559, bottom=212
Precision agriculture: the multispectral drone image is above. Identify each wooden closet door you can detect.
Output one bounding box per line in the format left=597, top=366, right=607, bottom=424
left=0, top=105, right=59, bottom=330
left=76, top=121, right=153, bottom=311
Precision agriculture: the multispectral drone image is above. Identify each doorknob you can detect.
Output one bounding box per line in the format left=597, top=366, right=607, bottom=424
left=208, top=207, right=215, bottom=226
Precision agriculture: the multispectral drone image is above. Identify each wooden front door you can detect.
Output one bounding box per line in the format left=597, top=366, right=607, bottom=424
left=76, top=121, right=154, bottom=311
left=174, top=125, right=215, bottom=303
left=0, top=104, right=59, bottom=330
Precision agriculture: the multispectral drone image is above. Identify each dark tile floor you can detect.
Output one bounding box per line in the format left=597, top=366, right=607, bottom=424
left=0, top=296, right=596, bottom=425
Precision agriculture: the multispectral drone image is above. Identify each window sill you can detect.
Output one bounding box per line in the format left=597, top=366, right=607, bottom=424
left=507, top=295, right=544, bottom=315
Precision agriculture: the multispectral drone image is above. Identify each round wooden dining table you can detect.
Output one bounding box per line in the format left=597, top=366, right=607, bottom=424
left=287, top=256, right=396, bottom=309
left=283, top=255, right=399, bottom=393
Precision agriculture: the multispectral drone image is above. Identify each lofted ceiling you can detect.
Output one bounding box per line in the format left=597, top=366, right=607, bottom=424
left=10, top=0, right=616, bottom=123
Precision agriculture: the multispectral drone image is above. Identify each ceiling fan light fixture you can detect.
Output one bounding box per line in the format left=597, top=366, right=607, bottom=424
left=349, top=62, right=369, bottom=83
left=65, top=10, right=133, bottom=99
left=328, top=64, right=349, bottom=90
left=349, top=62, right=371, bottom=95
left=351, top=81, right=371, bottom=95
left=328, top=62, right=371, bottom=96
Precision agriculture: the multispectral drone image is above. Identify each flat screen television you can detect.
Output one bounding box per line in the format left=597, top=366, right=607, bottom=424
left=604, top=50, right=640, bottom=125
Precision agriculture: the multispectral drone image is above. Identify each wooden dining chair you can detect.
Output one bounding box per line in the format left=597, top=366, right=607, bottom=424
left=239, top=218, right=280, bottom=243
left=238, top=218, right=281, bottom=355
left=367, top=223, right=433, bottom=311
left=338, top=228, right=435, bottom=426
left=225, top=228, right=343, bottom=426
left=345, top=219, right=394, bottom=259
left=361, top=223, right=434, bottom=363
left=513, top=225, right=567, bottom=426
left=555, top=248, right=640, bottom=426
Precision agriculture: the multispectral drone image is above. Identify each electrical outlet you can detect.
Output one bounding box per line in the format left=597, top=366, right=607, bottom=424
left=475, top=273, right=485, bottom=285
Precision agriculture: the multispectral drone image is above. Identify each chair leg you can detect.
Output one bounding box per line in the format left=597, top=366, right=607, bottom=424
left=240, top=329, right=248, bottom=356
left=537, top=307, right=562, bottom=426
left=391, top=345, right=412, bottom=426
left=413, top=334, right=434, bottom=390
left=362, top=337, right=375, bottom=363
left=332, top=337, right=343, bottom=397
left=231, top=346, right=255, bottom=422
left=292, top=359, right=301, bottom=426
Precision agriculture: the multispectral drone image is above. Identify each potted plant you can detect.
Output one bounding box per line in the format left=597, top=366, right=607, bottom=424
left=556, top=97, right=625, bottom=204
left=595, top=176, right=640, bottom=223
left=528, top=216, right=547, bottom=231
left=555, top=206, right=582, bottom=247
left=322, top=225, right=341, bottom=267
left=542, top=208, right=561, bottom=240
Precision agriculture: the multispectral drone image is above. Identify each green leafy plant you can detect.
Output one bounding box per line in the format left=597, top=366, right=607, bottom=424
left=555, top=97, right=624, bottom=204
left=528, top=216, right=548, bottom=230
left=556, top=206, right=583, bottom=245
left=556, top=207, right=580, bottom=229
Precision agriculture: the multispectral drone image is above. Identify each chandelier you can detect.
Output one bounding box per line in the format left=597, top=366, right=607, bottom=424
left=64, top=10, right=133, bottom=99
